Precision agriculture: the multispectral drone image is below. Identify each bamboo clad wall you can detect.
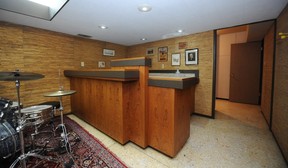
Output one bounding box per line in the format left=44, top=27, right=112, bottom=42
left=1, top=21, right=215, bottom=117
left=0, top=22, right=126, bottom=113
left=127, top=31, right=214, bottom=116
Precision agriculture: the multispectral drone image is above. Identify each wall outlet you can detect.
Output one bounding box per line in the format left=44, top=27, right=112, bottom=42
left=81, top=62, right=85, bottom=67
left=98, top=61, right=106, bottom=68
left=161, top=64, right=165, bottom=69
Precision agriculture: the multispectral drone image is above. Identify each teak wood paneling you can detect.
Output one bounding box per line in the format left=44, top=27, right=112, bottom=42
left=70, top=77, right=131, bottom=144
left=111, top=63, right=149, bottom=148
left=67, top=57, right=198, bottom=156
left=70, top=57, right=150, bottom=147
left=148, top=86, right=194, bottom=157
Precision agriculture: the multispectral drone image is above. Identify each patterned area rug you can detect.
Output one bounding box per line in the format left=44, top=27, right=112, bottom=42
left=1, top=116, right=127, bottom=168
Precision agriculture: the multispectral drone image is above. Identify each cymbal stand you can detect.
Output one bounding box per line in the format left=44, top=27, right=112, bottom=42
left=54, top=95, right=79, bottom=168
left=10, top=79, right=58, bottom=168
left=56, top=95, right=72, bottom=153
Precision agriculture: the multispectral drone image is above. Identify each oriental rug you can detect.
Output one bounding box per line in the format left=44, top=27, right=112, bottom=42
left=1, top=116, right=127, bottom=168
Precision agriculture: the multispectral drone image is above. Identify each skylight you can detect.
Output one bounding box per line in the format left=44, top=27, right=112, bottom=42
left=29, top=0, right=57, bottom=7
left=0, top=0, right=69, bottom=21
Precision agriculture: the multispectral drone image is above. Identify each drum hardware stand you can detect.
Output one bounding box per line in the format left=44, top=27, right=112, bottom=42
left=54, top=95, right=72, bottom=153
left=0, top=71, right=59, bottom=168
left=10, top=79, right=59, bottom=168
left=44, top=89, right=78, bottom=167
left=57, top=95, right=71, bottom=153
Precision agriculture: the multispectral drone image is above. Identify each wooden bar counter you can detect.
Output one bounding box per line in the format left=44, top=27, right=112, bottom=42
left=148, top=76, right=199, bottom=157
left=64, top=57, right=199, bottom=157
left=65, top=69, right=140, bottom=144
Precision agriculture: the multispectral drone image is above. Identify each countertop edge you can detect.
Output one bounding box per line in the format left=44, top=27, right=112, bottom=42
left=111, top=57, right=151, bottom=67
left=64, top=70, right=139, bottom=81
left=148, top=77, right=199, bottom=89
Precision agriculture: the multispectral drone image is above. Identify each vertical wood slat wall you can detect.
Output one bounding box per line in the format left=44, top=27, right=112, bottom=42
left=0, top=22, right=126, bottom=113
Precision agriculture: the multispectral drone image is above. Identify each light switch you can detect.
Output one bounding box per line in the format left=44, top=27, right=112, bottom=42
left=98, top=61, right=105, bottom=68
left=81, top=62, right=85, bottom=67
left=161, top=64, right=165, bottom=69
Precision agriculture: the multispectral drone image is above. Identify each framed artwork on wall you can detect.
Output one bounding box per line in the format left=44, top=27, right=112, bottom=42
left=158, top=46, right=168, bottom=62
left=103, top=49, right=115, bottom=56
left=185, top=48, right=198, bottom=65
left=171, top=53, right=181, bottom=66
left=146, top=48, right=155, bottom=56
left=178, top=42, right=187, bottom=50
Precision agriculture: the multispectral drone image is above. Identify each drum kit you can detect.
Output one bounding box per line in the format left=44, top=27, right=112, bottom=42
left=0, top=71, right=77, bottom=168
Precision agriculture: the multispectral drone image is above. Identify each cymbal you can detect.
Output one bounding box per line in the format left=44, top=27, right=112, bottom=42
left=0, top=71, right=44, bottom=81
left=44, top=90, right=76, bottom=97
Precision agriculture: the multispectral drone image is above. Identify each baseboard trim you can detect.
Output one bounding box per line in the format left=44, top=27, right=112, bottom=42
left=271, top=130, right=288, bottom=165
left=192, top=112, right=214, bottom=119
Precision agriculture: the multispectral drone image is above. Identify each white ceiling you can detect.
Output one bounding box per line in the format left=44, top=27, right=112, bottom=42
left=0, top=0, right=287, bottom=46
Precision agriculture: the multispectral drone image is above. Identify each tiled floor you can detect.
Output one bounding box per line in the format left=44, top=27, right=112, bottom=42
left=67, top=99, right=287, bottom=168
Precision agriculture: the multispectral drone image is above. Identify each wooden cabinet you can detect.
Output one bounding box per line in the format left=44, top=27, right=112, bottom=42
left=148, top=86, right=195, bottom=157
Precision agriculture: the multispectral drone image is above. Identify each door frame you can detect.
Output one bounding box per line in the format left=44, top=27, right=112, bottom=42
left=212, top=19, right=276, bottom=120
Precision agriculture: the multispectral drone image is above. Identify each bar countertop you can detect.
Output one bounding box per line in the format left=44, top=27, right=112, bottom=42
left=148, top=73, right=199, bottom=89
left=64, top=69, right=139, bottom=81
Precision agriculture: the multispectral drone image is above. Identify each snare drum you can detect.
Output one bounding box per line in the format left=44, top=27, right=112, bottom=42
left=0, top=121, right=20, bottom=159
left=20, top=105, right=53, bottom=126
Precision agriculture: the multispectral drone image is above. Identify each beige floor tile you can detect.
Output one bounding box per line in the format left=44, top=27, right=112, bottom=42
left=108, top=143, right=168, bottom=168
left=66, top=100, right=287, bottom=168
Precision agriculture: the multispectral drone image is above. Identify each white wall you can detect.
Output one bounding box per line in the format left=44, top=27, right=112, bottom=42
left=216, top=31, right=247, bottom=99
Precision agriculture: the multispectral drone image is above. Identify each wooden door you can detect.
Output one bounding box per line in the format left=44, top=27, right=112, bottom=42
left=229, top=41, right=262, bottom=104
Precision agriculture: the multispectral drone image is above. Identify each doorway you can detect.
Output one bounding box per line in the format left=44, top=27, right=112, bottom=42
left=214, top=20, right=275, bottom=123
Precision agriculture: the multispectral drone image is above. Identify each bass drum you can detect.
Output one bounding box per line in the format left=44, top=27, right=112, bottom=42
left=0, top=121, right=20, bottom=159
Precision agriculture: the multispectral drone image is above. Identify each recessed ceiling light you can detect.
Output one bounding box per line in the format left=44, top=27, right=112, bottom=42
left=99, top=25, right=108, bottom=29
left=141, top=38, right=147, bottom=41
left=177, top=29, right=183, bottom=33
left=138, top=4, right=152, bottom=12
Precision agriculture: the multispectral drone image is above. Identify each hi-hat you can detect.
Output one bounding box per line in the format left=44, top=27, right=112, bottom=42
left=44, top=90, right=76, bottom=97
left=0, top=71, right=44, bottom=81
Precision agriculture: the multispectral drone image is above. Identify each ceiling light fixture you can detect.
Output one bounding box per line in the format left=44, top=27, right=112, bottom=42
left=141, top=38, right=147, bottom=41
left=99, top=25, right=108, bottom=29
left=177, top=29, right=183, bottom=33
left=138, top=4, right=152, bottom=12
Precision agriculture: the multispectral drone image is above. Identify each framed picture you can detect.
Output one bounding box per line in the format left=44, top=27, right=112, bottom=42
left=185, top=48, right=198, bottom=65
left=146, top=48, right=155, bottom=56
left=178, top=42, right=187, bottom=50
left=158, top=46, right=168, bottom=62
left=103, top=49, right=115, bottom=56
left=171, top=53, right=181, bottom=66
